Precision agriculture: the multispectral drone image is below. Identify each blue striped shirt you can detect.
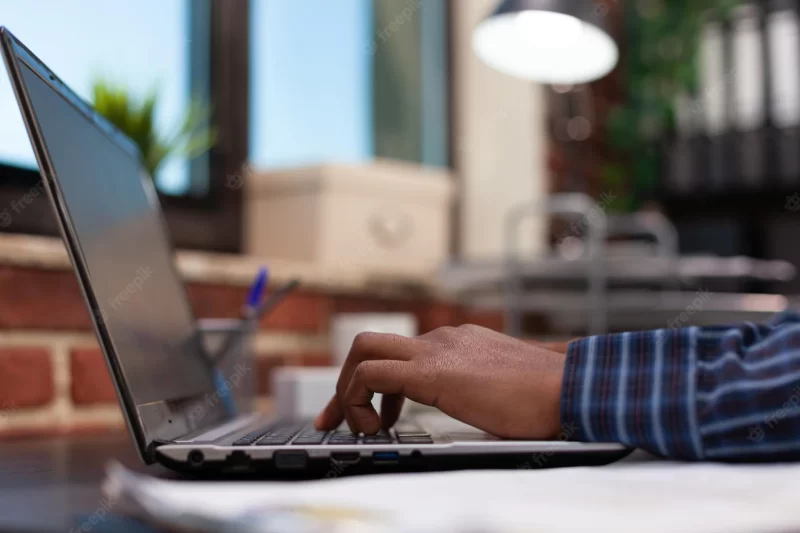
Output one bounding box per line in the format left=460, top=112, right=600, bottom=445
left=561, top=311, right=800, bottom=460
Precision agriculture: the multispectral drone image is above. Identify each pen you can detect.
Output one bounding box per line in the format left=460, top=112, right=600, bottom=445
left=213, top=267, right=270, bottom=415
left=213, top=278, right=300, bottom=364
left=244, top=266, right=269, bottom=318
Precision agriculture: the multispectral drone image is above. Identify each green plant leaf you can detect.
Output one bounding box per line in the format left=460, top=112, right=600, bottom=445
left=91, top=80, right=217, bottom=179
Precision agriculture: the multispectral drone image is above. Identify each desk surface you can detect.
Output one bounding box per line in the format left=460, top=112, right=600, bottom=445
left=0, top=433, right=169, bottom=533
left=0, top=432, right=655, bottom=533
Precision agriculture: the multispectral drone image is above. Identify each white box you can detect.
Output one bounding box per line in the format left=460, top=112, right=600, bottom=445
left=331, top=313, right=417, bottom=367
left=245, top=160, right=455, bottom=274
left=273, top=367, right=381, bottom=420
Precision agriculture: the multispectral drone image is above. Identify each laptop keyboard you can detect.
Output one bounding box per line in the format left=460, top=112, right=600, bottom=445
left=232, top=421, right=433, bottom=446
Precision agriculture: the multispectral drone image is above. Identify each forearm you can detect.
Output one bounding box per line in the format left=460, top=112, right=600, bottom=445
left=561, top=328, right=702, bottom=458
left=560, top=313, right=800, bottom=460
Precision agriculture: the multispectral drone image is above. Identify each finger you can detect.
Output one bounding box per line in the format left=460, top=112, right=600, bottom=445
left=334, top=332, right=417, bottom=422
left=315, top=395, right=363, bottom=433
left=314, top=396, right=343, bottom=431
left=343, top=360, right=413, bottom=434
left=316, top=333, right=416, bottom=431
left=380, top=394, right=405, bottom=430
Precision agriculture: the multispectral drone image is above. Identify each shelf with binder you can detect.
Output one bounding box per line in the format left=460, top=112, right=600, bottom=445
left=661, top=1, right=800, bottom=194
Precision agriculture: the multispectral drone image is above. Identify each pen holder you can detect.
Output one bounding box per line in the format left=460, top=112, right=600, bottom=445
left=197, top=318, right=256, bottom=412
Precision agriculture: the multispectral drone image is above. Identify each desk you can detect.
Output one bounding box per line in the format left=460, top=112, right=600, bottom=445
left=0, top=433, right=171, bottom=533
left=0, top=433, right=654, bottom=533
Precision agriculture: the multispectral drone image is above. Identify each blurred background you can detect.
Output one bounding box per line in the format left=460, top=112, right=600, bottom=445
left=1, top=0, right=800, bottom=432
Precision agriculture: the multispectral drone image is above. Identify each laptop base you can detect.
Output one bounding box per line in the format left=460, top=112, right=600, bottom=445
left=155, top=447, right=633, bottom=479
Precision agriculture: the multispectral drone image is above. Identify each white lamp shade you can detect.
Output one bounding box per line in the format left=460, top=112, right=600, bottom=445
left=473, top=7, right=619, bottom=84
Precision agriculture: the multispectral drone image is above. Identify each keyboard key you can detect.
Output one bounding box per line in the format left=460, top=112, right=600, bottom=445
left=398, top=436, right=433, bottom=444
left=256, top=438, right=291, bottom=446
left=233, top=424, right=277, bottom=445
left=363, top=436, right=394, bottom=444
left=394, top=426, right=431, bottom=436
left=300, top=429, right=327, bottom=435
left=329, top=432, right=357, bottom=438
left=393, top=422, right=426, bottom=433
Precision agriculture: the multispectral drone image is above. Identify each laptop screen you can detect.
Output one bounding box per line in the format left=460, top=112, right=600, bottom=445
left=17, top=60, right=214, bottom=405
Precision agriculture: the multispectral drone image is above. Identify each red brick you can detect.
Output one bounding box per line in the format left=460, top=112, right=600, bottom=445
left=0, top=347, right=54, bottom=408
left=260, top=291, right=330, bottom=333
left=333, top=296, right=416, bottom=315
left=186, top=283, right=248, bottom=319
left=188, top=284, right=330, bottom=333
left=0, top=267, right=94, bottom=330
left=414, top=302, right=463, bottom=333
left=255, top=355, right=285, bottom=396
left=70, top=348, right=117, bottom=405
left=298, top=352, right=332, bottom=367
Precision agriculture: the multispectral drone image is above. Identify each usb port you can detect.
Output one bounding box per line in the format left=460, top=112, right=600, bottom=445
left=372, top=451, right=400, bottom=464
left=331, top=452, right=361, bottom=464
left=273, top=451, right=308, bottom=469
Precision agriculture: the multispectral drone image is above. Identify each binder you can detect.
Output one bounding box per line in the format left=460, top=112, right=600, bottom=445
left=767, top=1, right=800, bottom=185
left=699, top=19, right=729, bottom=190
left=666, top=92, right=697, bottom=193
left=732, top=3, right=766, bottom=187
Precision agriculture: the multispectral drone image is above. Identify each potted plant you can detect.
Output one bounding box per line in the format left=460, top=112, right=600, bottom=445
left=91, top=80, right=216, bottom=180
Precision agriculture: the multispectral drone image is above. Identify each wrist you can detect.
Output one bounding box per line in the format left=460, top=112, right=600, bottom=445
left=541, top=349, right=567, bottom=439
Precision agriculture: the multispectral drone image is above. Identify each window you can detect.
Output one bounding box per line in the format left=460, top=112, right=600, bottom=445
left=249, top=0, right=374, bottom=168
left=0, top=0, right=450, bottom=252
left=0, top=0, right=245, bottom=252
left=1, top=0, right=196, bottom=195
left=248, top=0, right=450, bottom=170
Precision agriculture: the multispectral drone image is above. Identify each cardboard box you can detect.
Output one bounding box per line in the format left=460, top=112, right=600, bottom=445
left=245, top=160, right=455, bottom=274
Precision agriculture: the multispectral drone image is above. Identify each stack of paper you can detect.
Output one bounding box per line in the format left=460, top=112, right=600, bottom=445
left=102, top=457, right=800, bottom=533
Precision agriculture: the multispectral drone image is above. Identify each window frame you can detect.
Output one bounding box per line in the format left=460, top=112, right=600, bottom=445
left=1, top=0, right=456, bottom=254
left=0, top=0, right=248, bottom=253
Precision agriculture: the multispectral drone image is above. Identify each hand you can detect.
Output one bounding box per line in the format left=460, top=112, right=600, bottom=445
left=523, top=339, right=574, bottom=354
left=314, top=325, right=567, bottom=440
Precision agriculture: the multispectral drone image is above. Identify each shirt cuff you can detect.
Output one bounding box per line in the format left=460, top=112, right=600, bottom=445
left=560, top=328, right=703, bottom=459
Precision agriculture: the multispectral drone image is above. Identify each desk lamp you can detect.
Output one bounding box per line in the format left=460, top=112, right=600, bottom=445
left=473, top=0, right=619, bottom=84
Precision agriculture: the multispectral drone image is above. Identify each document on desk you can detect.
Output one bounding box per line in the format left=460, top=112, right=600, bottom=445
left=103, top=459, right=800, bottom=533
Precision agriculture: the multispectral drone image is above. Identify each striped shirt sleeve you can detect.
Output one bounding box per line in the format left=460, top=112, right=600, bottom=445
left=560, top=311, right=800, bottom=460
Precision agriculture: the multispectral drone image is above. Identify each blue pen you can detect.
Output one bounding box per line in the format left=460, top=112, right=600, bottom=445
left=244, top=266, right=269, bottom=317
left=214, top=266, right=269, bottom=415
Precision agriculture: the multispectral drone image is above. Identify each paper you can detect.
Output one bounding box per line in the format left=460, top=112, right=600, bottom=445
left=103, top=456, right=800, bottom=533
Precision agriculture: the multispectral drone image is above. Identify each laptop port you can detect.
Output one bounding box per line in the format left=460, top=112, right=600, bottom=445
left=330, top=452, right=361, bottom=464
left=274, top=450, right=308, bottom=469
left=225, top=450, right=251, bottom=471
left=372, top=451, right=400, bottom=464
left=188, top=450, right=205, bottom=466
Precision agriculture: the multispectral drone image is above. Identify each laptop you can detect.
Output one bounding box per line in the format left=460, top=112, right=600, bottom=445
left=1, top=27, right=629, bottom=476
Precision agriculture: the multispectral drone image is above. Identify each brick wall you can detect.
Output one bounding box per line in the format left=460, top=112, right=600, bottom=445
left=0, top=264, right=502, bottom=439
